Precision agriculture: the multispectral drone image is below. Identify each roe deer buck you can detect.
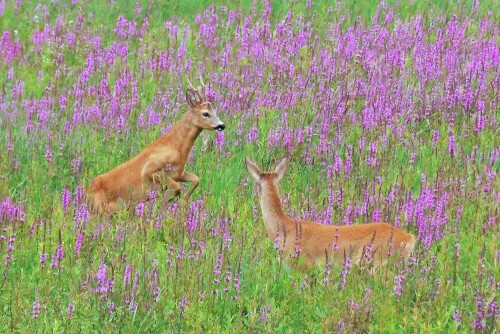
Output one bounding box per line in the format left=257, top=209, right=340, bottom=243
left=245, top=157, right=416, bottom=271
left=88, top=81, right=225, bottom=214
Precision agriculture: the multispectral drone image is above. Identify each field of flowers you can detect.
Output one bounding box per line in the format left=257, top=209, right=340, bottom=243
left=0, top=0, right=498, bottom=332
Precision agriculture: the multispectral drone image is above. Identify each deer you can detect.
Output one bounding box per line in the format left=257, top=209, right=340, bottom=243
left=245, top=157, right=416, bottom=272
left=87, top=81, right=225, bottom=214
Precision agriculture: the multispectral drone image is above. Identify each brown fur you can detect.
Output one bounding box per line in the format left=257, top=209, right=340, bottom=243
left=87, top=85, right=225, bottom=214
left=245, top=157, right=416, bottom=271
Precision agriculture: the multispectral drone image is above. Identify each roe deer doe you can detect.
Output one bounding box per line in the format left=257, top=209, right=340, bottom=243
left=245, top=157, right=416, bottom=271
left=88, top=81, right=225, bottom=214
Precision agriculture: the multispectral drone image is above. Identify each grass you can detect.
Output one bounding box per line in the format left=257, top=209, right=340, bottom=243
left=1, top=0, right=499, bottom=333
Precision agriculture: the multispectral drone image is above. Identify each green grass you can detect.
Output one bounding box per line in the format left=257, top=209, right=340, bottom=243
left=0, top=0, right=499, bottom=332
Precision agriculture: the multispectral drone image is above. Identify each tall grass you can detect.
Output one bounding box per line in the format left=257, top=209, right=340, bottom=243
left=0, top=0, right=498, bottom=332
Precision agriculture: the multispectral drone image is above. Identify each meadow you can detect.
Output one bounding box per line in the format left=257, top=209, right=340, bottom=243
left=0, top=0, right=498, bottom=332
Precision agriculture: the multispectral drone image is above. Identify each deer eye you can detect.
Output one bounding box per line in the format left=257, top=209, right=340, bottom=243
left=203, top=112, right=210, bottom=118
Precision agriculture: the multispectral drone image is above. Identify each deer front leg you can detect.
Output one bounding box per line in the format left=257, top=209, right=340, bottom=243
left=166, top=177, right=182, bottom=202
left=142, top=159, right=164, bottom=183
left=176, top=171, right=200, bottom=201
left=150, top=170, right=164, bottom=184
left=149, top=172, right=182, bottom=202
left=143, top=159, right=177, bottom=195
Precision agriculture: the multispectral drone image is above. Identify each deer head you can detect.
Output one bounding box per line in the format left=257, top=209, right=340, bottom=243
left=245, top=157, right=287, bottom=196
left=186, top=80, right=225, bottom=132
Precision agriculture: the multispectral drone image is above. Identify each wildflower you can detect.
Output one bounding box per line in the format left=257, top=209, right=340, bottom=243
left=394, top=275, right=406, bottom=299
left=233, top=270, right=240, bottom=293
left=32, top=298, right=41, bottom=319
left=178, top=296, right=188, bottom=316
left=339, top=256, right=351, bottom=290
left=338, top=320, right=345, bottom=332
left=4, top=234, right=15, bottom=269
left=216, top=131, right=224, bottom=153
left=136, top=202, right=144, bottom=217
left=124, top=265, right=132, bottom=286
left=74, top=204, right=89, bottom=228
left=432, top=130, right=440, bottom=147
left=253, top=204, right=259, bottom=222
left=39, top=251, right=47, bottom=269
left=67, top=301, right=74, bottom=319
left=45, top=147, right=53, bottom=163
left=61, top=189, right=71, bottom=213
left=260, top=304, right=270, bottom=324
left=448, top=129, right=455, bottom=158
left=74, top=231, right=83, bottom=259
left=453, top=309, right=460, bottom=327
left=51, top=243, right=64, bottom=269
left=273, top=232, right=281, bottom=250
left=73, top=185, right=85, bottom=206
left=213, top=253, right=223, bottom=284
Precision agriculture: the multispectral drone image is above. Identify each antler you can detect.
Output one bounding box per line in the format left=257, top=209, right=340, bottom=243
left=199, top=75, right=212, bottom=104
left=186, top=78, right=206, bottom=105
left=199, top=75, right=206, bottom=89
left=187, top=78, right=196, bottom=91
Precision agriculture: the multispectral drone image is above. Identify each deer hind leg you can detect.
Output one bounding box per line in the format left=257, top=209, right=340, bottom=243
left=176, top=171, right=200, bottom=201
left=88, top=177, right=119, bottom=215
left=88, top=188, right=114, bottom=215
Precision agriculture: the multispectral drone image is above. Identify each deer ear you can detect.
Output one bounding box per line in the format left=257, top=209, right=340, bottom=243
left=274, top=157, right=287, bottom=181
left=186, top=88, right=199, bottom=107
left=245, top=158, right=262, bottom=182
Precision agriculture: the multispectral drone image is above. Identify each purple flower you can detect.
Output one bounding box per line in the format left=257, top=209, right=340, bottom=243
left=245, top=126, right=259, bottom=142
left=32, top=298, right=41, bottom=319
left=338, top=320, right=345, bottom=333
left=71, top=158, right=82, bottom=174
left=394, top=274, right=406, bottom=299
left=73, top=185, right=85, bottom=206
left=448, top=129, right=455, bottom=158
left=51, top=243, right=64, bottom=270
left=216, top=131, right=225, bottom=153
left=67, top=301, right=74, bottom=319
left=74, top=204, right=89, bottom=228
left=4, top=234, right=15, bottom=270
left=178, top=296, right=188, bottom=316
left=253, top=204, right=259, bottom=223
left=94, top=263, right=114, bottom=299
left=74, top=231, right=83, bottom=259
left=45, top=147, right=53, bottom=163
left=213, top=253, right=223, bottom=284
left=432, top=130, right=440, bottom=148
left=39, top=251, right=47, bottom=269
left=58, top=95, right=67, bottom=111
left=233, top=270, right=240, bottom=293
left=61, top=189, right=71, bottom=214
left=134, top=1, right=142, bottom=14
left=273, top=232, right=281, bottom=250
left=453, top=309, right=460, bottom=327
left=260, top=304, right=270, bottom=324
left=136, top=202, right=144, bottom=217
left=339, top=256, right=351, bottom=290
left=124, top=265, right=132, bottom=287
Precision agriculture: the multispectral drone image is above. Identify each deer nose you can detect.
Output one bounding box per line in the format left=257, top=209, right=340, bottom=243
left=214, top=124, right=225, bottom=131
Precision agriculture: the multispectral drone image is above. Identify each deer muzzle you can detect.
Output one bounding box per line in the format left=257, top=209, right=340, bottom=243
left=214, top=124, right=226, bottom=131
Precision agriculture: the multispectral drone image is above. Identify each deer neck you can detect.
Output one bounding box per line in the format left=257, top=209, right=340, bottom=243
left=169, top=111, right=203, bottom=156
left=259, top=181, right=288, bottom=239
